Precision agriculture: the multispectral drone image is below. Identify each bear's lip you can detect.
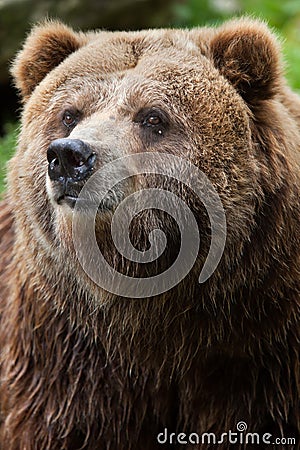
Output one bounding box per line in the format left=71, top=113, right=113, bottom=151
left=57, top=194, right=78, bottom=209
left=56, top=194, right=102, bottom=211
left=51, top=178, right=127, bottom=212
left=56, top=194, right=101, bottom=210
left=56, top=194, right=118, bottom=213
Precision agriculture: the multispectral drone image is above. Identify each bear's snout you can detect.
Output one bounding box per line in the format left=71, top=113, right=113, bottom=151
left=47, top=138, right=96, bottom=184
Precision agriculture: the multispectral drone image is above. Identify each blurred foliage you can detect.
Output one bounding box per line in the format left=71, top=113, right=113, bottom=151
left=173, top=0, right=300, bottom=90
left=0, top=123, right=18, bottom=194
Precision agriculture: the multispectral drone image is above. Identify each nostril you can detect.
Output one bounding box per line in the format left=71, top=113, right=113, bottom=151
left=49, top=158, right=60, bottom=174
left=47, top=149, right=59, bottom=165
left=86, top=153, right=96, bottom=168
left=47, top=149, right=61, bottom=179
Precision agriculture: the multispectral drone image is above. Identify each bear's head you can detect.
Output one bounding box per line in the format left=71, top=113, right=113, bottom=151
left=8, top=19, right=298, bottom=302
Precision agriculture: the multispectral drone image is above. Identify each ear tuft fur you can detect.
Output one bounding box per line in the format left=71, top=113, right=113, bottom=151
left=11, top=21, right=87, bottom=102
left=210, top=19, right=283, bottom=103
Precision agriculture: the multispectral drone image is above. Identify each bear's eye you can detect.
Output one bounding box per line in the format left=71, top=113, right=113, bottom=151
left=62, top=110, right=79, bottom=129
left=143, top=115, right=162, bottom=127
left=134, top=108, right=168, bottom=137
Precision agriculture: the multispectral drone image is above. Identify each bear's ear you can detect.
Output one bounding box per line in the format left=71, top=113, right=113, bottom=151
left=210, top=19, right=282, bottom=103
left=11, top=21, right=88, bottom=102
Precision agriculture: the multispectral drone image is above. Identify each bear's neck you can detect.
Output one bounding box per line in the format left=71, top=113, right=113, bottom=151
left=9, top=223, right=298, bottom=360
left=7, top=177, right=299, bottom=365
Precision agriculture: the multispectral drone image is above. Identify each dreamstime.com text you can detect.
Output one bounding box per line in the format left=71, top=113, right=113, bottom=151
left=157, top=422, right=297, bottom=446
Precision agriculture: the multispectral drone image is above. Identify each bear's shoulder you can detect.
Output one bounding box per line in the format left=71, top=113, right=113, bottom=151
left=0, top=200, right=15, bottom=303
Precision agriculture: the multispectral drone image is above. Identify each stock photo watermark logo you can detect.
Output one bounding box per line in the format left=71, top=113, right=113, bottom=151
left=72, top=153, right=227, bottom=298
left=157, top=421, right=297, bottom=446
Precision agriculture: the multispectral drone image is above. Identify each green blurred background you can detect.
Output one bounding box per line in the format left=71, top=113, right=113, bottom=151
left=0, top=0, right=299, bottom=193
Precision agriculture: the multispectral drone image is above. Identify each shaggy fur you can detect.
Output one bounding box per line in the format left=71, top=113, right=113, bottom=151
left=0, top=18, right=299, bottom=449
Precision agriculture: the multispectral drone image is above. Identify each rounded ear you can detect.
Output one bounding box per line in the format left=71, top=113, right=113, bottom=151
left=11, top=20, right=88, bottom=102
left=210, top=19, right=283, bottom=104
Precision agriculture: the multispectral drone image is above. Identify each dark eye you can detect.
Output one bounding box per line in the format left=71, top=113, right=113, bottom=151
left=143, top=115, right=162, bottom=127
left=134, top=108, right=168, bottom=137
left=62, top=110, right=79, bottom=129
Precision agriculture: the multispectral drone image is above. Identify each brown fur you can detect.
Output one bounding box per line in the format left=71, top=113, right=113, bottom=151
left=0, top=18, right=299, bottom=449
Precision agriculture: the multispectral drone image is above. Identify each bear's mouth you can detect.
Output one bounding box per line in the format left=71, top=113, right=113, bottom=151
left=50, top=178, right=96, bottom=211
left=56, top=193, right=110, bottom=211
left=57, top=194, right=79, bottom=209
left=56, top=194, right=102, bottom=211
left=48, top=174, right=130, bottom=213
left=54, top=188, right=123, bottom=213
left=51, top=179, right=83, bottom=209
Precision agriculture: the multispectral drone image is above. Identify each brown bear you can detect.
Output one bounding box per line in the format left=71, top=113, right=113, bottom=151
left=0, top=18, right=299, bottom=449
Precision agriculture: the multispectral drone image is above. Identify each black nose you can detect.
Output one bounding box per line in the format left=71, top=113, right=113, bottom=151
left=47, top=138, right=96, bottom=183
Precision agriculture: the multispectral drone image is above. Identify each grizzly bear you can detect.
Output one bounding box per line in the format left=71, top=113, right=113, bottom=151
left=0, top=17, right=299, bottom=450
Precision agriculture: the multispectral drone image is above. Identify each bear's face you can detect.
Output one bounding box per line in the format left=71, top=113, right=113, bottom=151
left=8, top=19, right=284, bottom=291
